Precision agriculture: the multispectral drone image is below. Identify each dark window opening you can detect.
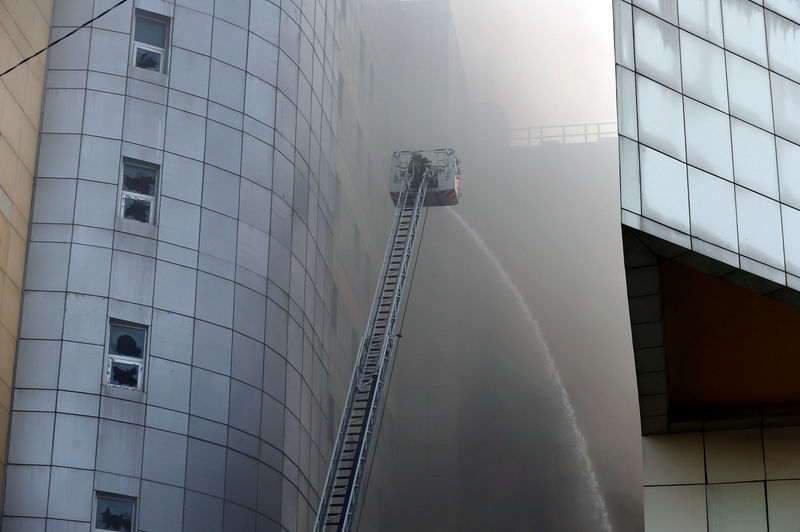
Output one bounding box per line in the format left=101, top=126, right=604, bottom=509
left=96, top=495, right=134, bottom=531
left=109, top=361, right=139, bottom=388
left=106, top=321, right=146, bottom=391
left=134, top=48, right=161, bottom=71
left=122, top=197, right=151, bottom=223
left=122, top=164, right=156, bottom=195
left=109, top=324, right=145, bottom=358
left=133, top=13, right=168, bottom=73
left=120, top=160, right=158, bottom=224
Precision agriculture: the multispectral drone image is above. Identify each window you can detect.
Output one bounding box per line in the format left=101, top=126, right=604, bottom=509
left=133, top=13, right=168, bottom=73
left=95, top=494, right=135, bottom=532
left=106, top=321, right=147, bottom=391
left=120, top=160, right=158, bottom=223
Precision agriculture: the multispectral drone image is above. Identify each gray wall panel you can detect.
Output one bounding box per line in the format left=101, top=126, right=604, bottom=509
left=3, top=465, right=50, bottom=517
left=182, top=490, right=223, bottom=531
left=51, top=414, right=98, bottom=469
left=7, top=0, right=387, bottom=529
left=141, top=428, right=187, bottom=486
left=95, top=419, right=143, bottom=478
left=46, top=467, right=94, bottom=521
left=185, top=437, right=226, bottom=497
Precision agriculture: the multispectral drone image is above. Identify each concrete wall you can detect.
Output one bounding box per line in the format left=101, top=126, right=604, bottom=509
left=644, top=428, right=800, bottom=531
left=0, top=0, right=53, bottom=509
left=1, top=0, right=390, bottom=530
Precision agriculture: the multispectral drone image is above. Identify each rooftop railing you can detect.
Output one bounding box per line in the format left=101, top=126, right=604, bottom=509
left=510, top=122, right=617, bottom=147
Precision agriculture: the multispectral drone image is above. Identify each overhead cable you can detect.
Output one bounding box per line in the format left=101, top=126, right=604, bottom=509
left=0, top=0, right=130, bottom=78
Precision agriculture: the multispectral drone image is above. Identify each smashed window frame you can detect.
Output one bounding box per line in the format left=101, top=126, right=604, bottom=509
left=132, top=11, right=169, bottom=73
left=95, top=492, right=136, bottom=532
left=105, top=320, right=147, bottom=391
left=119, top=159, right=158, bottom=224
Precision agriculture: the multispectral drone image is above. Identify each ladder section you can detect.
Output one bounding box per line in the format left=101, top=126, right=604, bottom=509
left=314, top=177, right=430, bottom=532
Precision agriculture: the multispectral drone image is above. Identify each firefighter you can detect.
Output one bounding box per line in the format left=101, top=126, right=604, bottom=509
left=408, top=152, right=430, bottom=186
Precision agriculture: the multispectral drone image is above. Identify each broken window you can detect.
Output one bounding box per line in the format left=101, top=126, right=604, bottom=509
left=120, top=160, right=157, bottom=224
left=133, top=13, right=169, bottom=73
left=106, top=321, right=146, bottom=391
left=95, top=494, right=135, bottom=532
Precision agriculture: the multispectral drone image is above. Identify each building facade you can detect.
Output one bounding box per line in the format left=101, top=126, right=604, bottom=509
left=615, top=0, right=800, bottom=529
left=16, top=0, right=800, bottom=529
left=0, top=0, right=54, bottom=510
left=1, top=0, right=394, bottom=530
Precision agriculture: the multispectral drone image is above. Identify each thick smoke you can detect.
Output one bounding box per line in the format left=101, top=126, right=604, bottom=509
left=347, top=1, right=644, bottom=530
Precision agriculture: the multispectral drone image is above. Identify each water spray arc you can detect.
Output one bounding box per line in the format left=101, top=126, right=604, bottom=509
left=448, top=207, right=614, bottom=532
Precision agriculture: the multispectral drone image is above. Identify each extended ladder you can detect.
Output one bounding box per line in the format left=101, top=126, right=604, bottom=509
left=314, top=175, right=430, bottom=532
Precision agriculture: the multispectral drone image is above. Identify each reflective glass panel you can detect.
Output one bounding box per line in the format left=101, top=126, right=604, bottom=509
left=135, top=48, right=161, bottom=71
left=96, top=497, right=134, bottom=531
left=122, top=164, right=156, bottom=195
left=614, top=0, right=635, bottom=69
left=765, top=12, right=800, bottom=84
left=108, top=360, right=140, bottom=388
left=135, top=16, right=166, bottom=48
left=633, top=0, right=678, bottom=24
left=688, top=167, right=738, bottom=251
left=620, top=136, right=641, bottom=213
left=109, top=323, right=145, bottom=358
left=678, top=0, right=723, bottom=45
left=777, top=138, right=800, bottom=210
left=726, top=52, right=773, bottom=132
left=736, top=186, right=785, bottom=269
left=122, top=196, right=151, bottom=223
left=637, top=75, right=685, bottom=161
left=680, top=31, right=727, bottom=112
left=782, top=205, right=800, bottom=275
left=731, top=118, right=778, bottom=199
left=721, top=0, right=768, bottom=66
left=640, top=145, right=689, bottom=232
left=633, top=8, right=681, bottom=91
left=616, top=66, right=637, bottom=140
left=771, top=73, right=800, bottom=146
left=765, top=0, right=800, bottom=25
left=684, top=98, right=733, bottom=181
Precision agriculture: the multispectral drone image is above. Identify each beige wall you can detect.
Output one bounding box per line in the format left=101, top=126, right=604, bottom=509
left=0, top=0, right=52, bottom=505
left=643, top=428, right=800, bottom=531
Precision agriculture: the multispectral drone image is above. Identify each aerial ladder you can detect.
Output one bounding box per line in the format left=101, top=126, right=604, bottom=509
left=314, top=149, right=462, bottom=532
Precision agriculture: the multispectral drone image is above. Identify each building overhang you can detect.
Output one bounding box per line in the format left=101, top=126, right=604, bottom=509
left=623, top=225, right=800, bottom=435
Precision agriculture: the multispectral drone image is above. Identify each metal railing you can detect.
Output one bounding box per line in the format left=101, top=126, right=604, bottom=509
left=510, top=122, right=617, bottom=147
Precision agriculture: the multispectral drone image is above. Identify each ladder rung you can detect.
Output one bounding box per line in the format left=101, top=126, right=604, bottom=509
left=318, top=181, right=431, bottom=531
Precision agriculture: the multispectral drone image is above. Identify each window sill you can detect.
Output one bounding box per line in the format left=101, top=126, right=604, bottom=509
left=127, top=64, right=168, bottom=87
left=115, top=216, right=158, bottom=239
left=102, top=384, right=146, bottom=402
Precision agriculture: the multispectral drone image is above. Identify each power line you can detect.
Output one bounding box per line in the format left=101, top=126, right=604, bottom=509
left=0, top=0, right=130, bottom=79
